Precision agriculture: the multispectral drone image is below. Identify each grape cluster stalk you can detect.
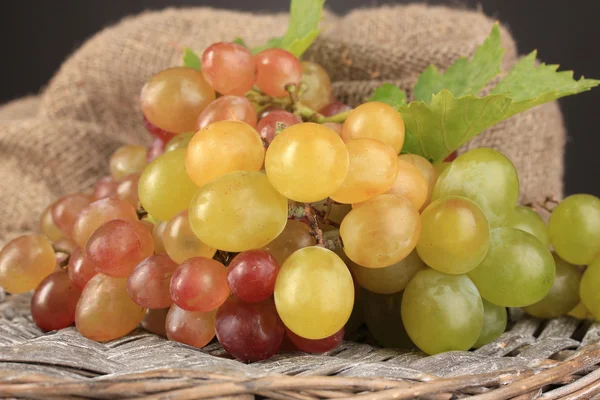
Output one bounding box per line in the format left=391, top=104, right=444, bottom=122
left=1, top=40, right=599, bottom=359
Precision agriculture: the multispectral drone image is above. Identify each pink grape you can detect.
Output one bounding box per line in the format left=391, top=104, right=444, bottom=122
left=286, top=327, right=344, bottom=353
left=93, top=176, right=118, bottom=200
left=170, top=257, right=230, bottom=312
left=147, top=137, right=166, bottom=162
left=142, top=308, right=169, bottom=337
left=166, top=304, right=216, bottom=348
left=227, top=250, right=280, bottom=302
left=67, top=247, right=98, bottom=289
left=143, top=114, right=177, bottom=143
left=320, top=102, right=351, bottom=117
left=201, top=42, right=256, bottom=96
left=116, top=174, right=140, bottom=207
left=254, top=48, right=302, bottom=97
left=52, top=194, right=93, bottom=237
left=31, top=271, right=81, bottom=331
left=127, top=254, right=178, bottom=309
left=256, top=110, right=300, bottom=146
left=195, top=95, right=258, bottom=129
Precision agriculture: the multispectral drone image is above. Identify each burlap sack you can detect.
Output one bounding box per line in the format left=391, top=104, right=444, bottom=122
left=0, top=4, right=565, bottom=244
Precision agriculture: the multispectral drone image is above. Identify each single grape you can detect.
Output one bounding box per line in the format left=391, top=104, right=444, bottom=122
left=196, top=96, right=257, bottom=129
left=261, top=219, right=316, bottom=265
left=258, top=106, right=285, bottom=119
left=0, top=234, right=55, bottom=294
left=322, top=122, right=342, bottom=135
left=75, top=274, right=146, bottom=341
left=342, top=102, right=405, bottom=153
left=170, top=257, right=230, bottom=312
left=201, top=42, right=256, bottom=96
left=152, top=221, right=167, bottom=255
left=345, top=286, right=366, bottom=337
left=254, top=48, right=302, bottom=97
left=580, top=257, right=600, bottom=320
left=363, top=290, right=414, bottom=349
left=189, top=171, right=288, bottom=252
left=523, top=254, right=581, bottom=318
left=397, top=154, right=437, bottom=207
left=185, top=120, right=264, bottom=187
left=265, top=123, right=349, bottom=202
left=256, top=110, right=300, bottom=146
left=138, top=149, right=199, bottom=221
left=349, top=250, right=424, bottom=294
left=109, top=145, right=147, bottom=180
left=141, top=67, right=216, bottom=133
left=568, top=302, right=595, bottom=320
left=548, top=194, right=600, bottom=265
left=417, top=196, right=490, bottom=275
left=402, top=269, right=483, bottom=355
left=215, top=296, right=285, bottom=361
left=67, top=247, right=98, bottom=290
left=86, top=219, right=155, bottom=278
left=52, top=238, right=78, bottom=254
left=52, top=193, right=93, bottom=238
left=93, top=176, right=118, bottom=200
left=162, top=210, right=216, bottom=263
left=116, top=173, right=140, bottom=207
left=472, top=299, right=507, bottom=349
left=505, top=205, right=550, bottom=248
left=433, top=148, right=519, bottom=227
left=299, top=61, right=332, bottom=111
left=274, top=247, right=354, bottom=339
left=147, top=137, right=166, bottom=163
left=330, top=138, right=398, bottom=204
left=31, top=270, right=81, bottom=331
left=143, top=114, right=177, bottom=143
left=468, top=227, right=555, bottom=307
left=340, top=194, right=421, bottom=268
left=166, top=304, right=216, bottom=348
left=40, top=202, right=63, bottom=242
left=228, top=250, right=280, bottom=302
left=286, top=327, right=344, bottom=354
left=389, top=158, right=430, bottom=210
left=127, top=254, right=178, bottom=309
left=165, top=132, right=194, bottom=153
left=320, top=102, right=351, bottom=117
left=142, top=308, right=169, bottom=337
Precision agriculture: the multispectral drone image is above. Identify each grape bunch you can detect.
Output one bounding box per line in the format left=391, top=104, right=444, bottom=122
left=1, top=39, right=599, bottom=360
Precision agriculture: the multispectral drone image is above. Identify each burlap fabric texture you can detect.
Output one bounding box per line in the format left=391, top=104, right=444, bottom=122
left=0, top=4, right=565, bottom=244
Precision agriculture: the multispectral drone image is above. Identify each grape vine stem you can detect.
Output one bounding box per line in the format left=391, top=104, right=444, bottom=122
left=303, top=203, right=324, bottom=246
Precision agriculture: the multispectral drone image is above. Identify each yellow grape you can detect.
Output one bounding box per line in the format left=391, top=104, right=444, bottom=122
left=568, top=302, right=595, bottom=320
left=261, top=219, right=316, bottom=265
left=299, top=61, right=332, bottom=111
left=386, top=159, right=429, bottom=210
left=163, top=210, right=216, bottom=263
left=340, top=194, right=421, bottom=268
left=0, top=234, right=55, bottom=294
left=109, top=145, right=147, bottom=180
left=39, top=202, right=63, bottom=242
left=341, top=102, right=405, bottom=153
left=185, top=120, right=264, bottom=187
left=189, top=171, right=288, bottom=252
left=397, top=154, right=436, bottom=208
left=265, top=123, right=349, bottom=202
left=330, top=138, right=398, bottom=204
left=434, top=162, right=451, bottom=178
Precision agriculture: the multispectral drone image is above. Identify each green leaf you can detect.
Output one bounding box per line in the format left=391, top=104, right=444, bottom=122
left=233, top=37, right=249, bottom=48
left=367, top=84, right=406, bottom=107
left=182, top=47, right=201, bottom=70
left=413, top=24, right=504, bottom=103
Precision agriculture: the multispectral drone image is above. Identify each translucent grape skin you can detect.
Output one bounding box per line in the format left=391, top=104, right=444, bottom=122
left=196, top=96, right=258, bottom=130
left=142, top=308, right=169, bottom=337
left=141, top=67, right=216, bottom=133
left=579, top=257, right=600, bottom=320
left=52, top=193, right=93, bottom=238
left=127, top=254, right=178, bottom=309
left=260, top=219, right=316, bottom=265
left=201, top=42, right=256, bottom=96
left=0, top=234, right=56, bottom=294
left=568, top=302, right=595, bottom=320
left=523, top=254, right=581, bottom=319
left=116, top=173, right=140, bottom=207
left=254, top=48, right=302, bottom=97
left=86, top=219, right=155, bottom=278
left=67, top=247, right=98, bottom=289
left=144, top=114, right=176, bottom=143
left=397, top=154, right=437, bottom=208
left=387, top=159, right=430, bottom=210
left=93, top=176, right=118, bottom=200
left=166, top=304, right=216, bottom=348
left=256, top=110, right=300, bottom=147
left=40, top=202, right=63, bottom=242
left=472, top=299, right=507, bottom=349
left=162, top=210, right=216, bottom=263
left=323, top=122, right=343, bottom=135
left=340, top=194, right=421, bottom=268
left=170, top=257, right=230, bottom=312
left=215, top=296, right=285, bottom=362
left=75, top=274, right=146, bottom=342
left=265, top=123, right=349, bottom=203
left=189, top=171, right=288, bottom=252
left=320, top=102, right=351, bottom=117
left=505, top=205, right=550, bottom=248
left=363, top=290, right=414, bottom=349
left=165, top=132, right=194, bottom=153
left=109, top=145, right=147, bottom=180
left=147, top=137, right=166, bottom=163
left=227, top=250, right=280, bottom=302
left=299, top=61, right=332, bottom=111
left=286, top=327, right=344, bottom=354
left=31, top=271, right=82, bottom=331
left=548, top=194, right=600, bottom=265
left=185, top=120, right=265, bottom=187
left=342, top=102, right=405, bottom=153
left=468, top=227, right=555, bottom=307
left=274, top=247, right=354, bottom=340
left=417, top=196, right=490, bottom=275
left=402, top=269, right=484, bottom=355
left=73, top=197, right=138, bottom=248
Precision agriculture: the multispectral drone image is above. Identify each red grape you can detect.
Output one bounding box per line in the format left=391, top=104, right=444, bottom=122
left=52, top=194, right=93, bottom=237
left=170, top=257, right=230, bottom=312
left=142, top=308, right=169, bottom=337
left=320, top=102, right=351, bottom=117
left=227, top=250, right=280, bottom=302
left=286, top=327, right=344, bottom=353
left=73, top=197, right=138, bottom=248
left=256, top=110, right=300, bottom=146
left=201, top=42, right=256, bottom=96
left=166, top=304, right=216, bottom=348
left=195, top=95, right=258, bottom=130
left=258, top=106, right=284, bottom=120
left=67, top=247, right=98, bottom=289
left=31, top=271, right=82, bottom=331
left=116, top=174, right=140, bottom=207
left=143, top=114, right=177, bottom=143
left=127, top=254, right=178, bottom=308
left=147, top=137, right=166, bottom=163
left=254, top=48, right=302, bottom=97
left=93, top=176, right=118, bottom=200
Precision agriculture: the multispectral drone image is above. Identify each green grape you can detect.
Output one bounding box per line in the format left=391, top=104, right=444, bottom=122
left=417, top=196, right=490, bottom=274
left=363, top=290, right=414, bottom=349
left=138, top=148, right=198, bottom=221
left=299, top=61, right=332, bottom=111
left=433, top=162, right=451, bottom=179
left=505, top=205, right=550, bottom=248
left=468, top=227, right=555, bottom=307
left=349, top=250, right=424, bottom=294
left=39, top=202, right=63, bottom=242
left=165, top=132, right=194, bottom=152
left=433, top=148, right=519, bottom=227
left=401, top=269, right=483, bottom=355
left=189, top=171, right=288, bottom=252
left=473, top=299, right=507, bottom=349
left=568, top=302, right=595, bottom=320
left=580, top=257, right=600, bottom=320
left=548, top=194, right=600, bottom=265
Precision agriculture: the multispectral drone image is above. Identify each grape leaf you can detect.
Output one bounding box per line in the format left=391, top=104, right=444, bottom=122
left=367, top=84, right=407, bottom=107
left=413, top=24, right=504, bottom=103
left=182, top=47, right=201, bottom=70
left=233, top=37, right=248, bottom=48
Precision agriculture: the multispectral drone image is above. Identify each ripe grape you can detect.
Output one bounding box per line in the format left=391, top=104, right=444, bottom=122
left=31, top=271, right=81, bottom=331
left=398, top=154, right=436, bottom=198
left=468, top=227, right=555, bottom=307
left=52, top=238, right=77, bottom=254
left=143, top=114, right=177, bottom=143
left=505, top=205, right=550, bottom=248
left=127, top=254, right=178, bottom=308
left=349, top=250, right=424, bottom=294
left=256, top=110, right=300, bottom=146
left=548, top=194, right=600, bottom=265
left=417, top=196, right=490, bottom=274
left=340, top=194, right=421, bottom=268
left=215, top=296, right=285, bottom=361
left=52, top=193, right=92, bottom=238
left=286, top=327, right=344, bottom=354
left=87, top=219, right=155, bottom=278
left=395, top=155, right=435, bottom=209
left=116, top=174, right=140, bottom=207
left=138, top=149, right=199, bottom=221
left=523, top=254, right=581, bottom=318
left=402, top=269, right=483, bottom=355
left=109, top=145, right=147, bottom=180
left=254, top=48, right=302, bottom=97
left=274, top=247, right=354, bottom=339
left=320, top=102, right=351, bottom=117
left=142, top=308, right=169, bottom=337
left=568, top=302, right=595, bottom=320
left=152, top=221, right=167, bottom=255
left=166, top=304, right=216, bottom=348
left=140, top=67, right=215, bottom=133
left=170, top=257, right=230, bottom=312
left=433, top=148, right=519, bottom=227
left=0, top=234, right=55, bottom=294
left=75, top=274, right=146, bottom=341
left=162, top=210, right=216, bottom=263
left=472, top=299, right=507, bottom=349
left=363, top=290, right=414, bottom=349
left=342, top=102, right=405, bottom=153
left=579, top=257, right=600, bottom=320
left=40, top=202, right=63, bottom=242
left=228, top=250, right=280, bottom=302
left=299, top=61, right=332, bottom=111
left=330, top=138, right=399, bottom=204
left=434, top=162, right=451, bottom=178
left=322, top=122, right=342, bottom=135
left=196, top=96, right=258, bottom=129
left=67, top=247, right=98, bottom=289
left=261, top=219, right=316, bottom=265
left=147, top=137, right=166, bottom=163
left=189, top=171, right=288, bottom=252
left=165, top=132, right=194, bottom=152
left=265, top=123, right=349, bottom=202
left=93, top=176, right=118, bottom=200
left=201, top=42, right=255, bottom=96
left=185, top=120, right=264, bottom=187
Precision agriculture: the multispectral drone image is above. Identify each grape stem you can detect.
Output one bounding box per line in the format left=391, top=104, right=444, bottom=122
left=322, top=229, right=343, bottom=251
left=136, top=204, right=148, bottom=220
left=214, top=250, right=235, bottom=266
left=304, top=203, right=324, bottom=245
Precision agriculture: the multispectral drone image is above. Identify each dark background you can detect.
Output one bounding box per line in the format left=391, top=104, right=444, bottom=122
left=1, top=0, right=599, bottom=196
